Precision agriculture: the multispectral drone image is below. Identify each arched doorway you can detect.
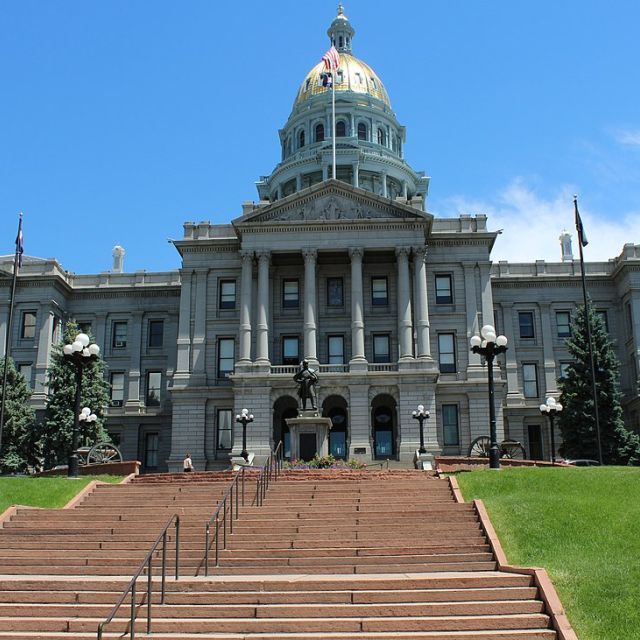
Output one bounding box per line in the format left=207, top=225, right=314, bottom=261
left=371, top=394, right=397, bottom=459
left=322, top=395, right=349, bottom=459
left=273, top=396, right=297, bottom=459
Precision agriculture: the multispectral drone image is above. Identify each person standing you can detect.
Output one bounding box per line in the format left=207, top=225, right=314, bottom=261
left=183, top=453, right=194, bottom=472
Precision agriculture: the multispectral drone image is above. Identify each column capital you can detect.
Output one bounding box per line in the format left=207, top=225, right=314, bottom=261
left=302, top=247, right=318, bottom=261
left=395, top=246, right=411, bottom=258
left=412, top=245, right=428, bottom=260
left=256, top=250, right=271, bottom=263
left=239, top=249, right=254, bottom=261
left=348, top=247, right=364, bottom=260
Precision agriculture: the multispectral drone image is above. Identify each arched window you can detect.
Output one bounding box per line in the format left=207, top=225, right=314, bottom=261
left=336, top=120, right=346, bottom=137
left=377, top=127, right=386, bottom=146
left=328, top=407, right=348, bottom=459
left=357, top=122, right=367, bottom=140
left=339, top=36, right=344, bottom=48
left=298, top=130, right=305, bottom=148
left=315, top=123, right=324, bottom=143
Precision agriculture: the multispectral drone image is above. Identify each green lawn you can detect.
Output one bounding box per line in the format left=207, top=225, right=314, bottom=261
left=457, top=466, right=640, bottom=640
left=0, top=475, right=124, bottom=512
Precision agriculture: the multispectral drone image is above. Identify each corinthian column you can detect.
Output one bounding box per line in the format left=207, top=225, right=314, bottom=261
left=396, top=247, right=413, bottom=360
left=413, top=245, right=431, bottom=358
left=302, top=248, right=318, bottom=363
left=349, top=247, right=367, bottom=365
left=255, top=250, right=271, bottom=365
left=238, top=250, right=254, bottom=363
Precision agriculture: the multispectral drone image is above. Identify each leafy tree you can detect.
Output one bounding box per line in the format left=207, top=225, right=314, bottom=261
left=0, top=357, right=40, bottom=473
left=558, top=303, right=640, bottom=465
left=40, top=321, right=110, bottom=469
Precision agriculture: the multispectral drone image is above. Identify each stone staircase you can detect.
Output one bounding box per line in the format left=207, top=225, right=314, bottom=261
left=0, top=470, right=561, bottom=639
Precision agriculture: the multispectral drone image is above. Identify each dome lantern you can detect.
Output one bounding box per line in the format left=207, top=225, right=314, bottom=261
left=328, top=3, right=355, bottom=54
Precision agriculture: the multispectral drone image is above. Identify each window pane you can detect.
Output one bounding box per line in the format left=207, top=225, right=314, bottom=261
left=21, top=312, right=36, bottom=339
left=282, top=336, right=299, bottom=364
left=559, top=362, right=572, bottom=379
left=523, top=364, right=538, bottom=398
left=113, top=322, right=128, bottom=348
left=438, top=333, right=456, bottom=373
left=435, top=275, right=453, bottom=304
left=556, top=312, right=571, bottom=337
left=220, top=281, right=236, bottom=309
left=148, top=320, right=164, bottom=347
left=218, top=339, right=235, bottom=376
left=110, top=373, right=125, bottom=401
left=327, top=278, right=344, bottom=306
left=328, top=336, right=344, bottom=364
left=18, top=364, right=32, bottom=387
left=372, top=278, right=388, bottom=305
left=217, top=409, right=232, bottom=450
left=146, top=372, right=162, bottom=406
left=373, top=334, right=390, bottom=362
left=596, top=310, right=609, bottom=332
left=283, top=280, right=299, bottom=308
left=519, top=312, right=535, bottom=339
left=145, top=433, right=158, bottom=468
left=442, top=404, right=459, bottom=446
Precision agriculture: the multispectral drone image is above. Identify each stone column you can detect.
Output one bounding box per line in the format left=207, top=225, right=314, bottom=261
left=353, top=162, right=360, bottom=188
left=396, top=247, right=413, bottom=360
left=349, top=248, right=367, bottom=367
left=501, top=303, right=521, bottom=398
left=238, top=250, right=254, bottom=364
left=174, top=269, right=193, bottom=385
left=412, top=246, right=431, bottom=358
left=32, top=308, right=54, bottom=401
left=381, top=172, right=388, bottom=198
left=540, top=303, right=557, bottom=396
left=463, top=262, right=482, bottom=370
left=191, top=268, right=208, bottom=384
left=302, top=248, right=318, bottom=363
left=126, top=311, right=143, bottom=408
left=255, top=250, right=271, bottom=365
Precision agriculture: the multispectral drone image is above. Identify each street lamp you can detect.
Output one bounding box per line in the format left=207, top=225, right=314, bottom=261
left=235, top=408, right=254, bottom=462
left=412, top=404, right=430, bottom=454
left=539, top=397, right=563, bottom=464
left=470, top=324, right=508, bottom=470
left=63, top=333, right=100, bottom=478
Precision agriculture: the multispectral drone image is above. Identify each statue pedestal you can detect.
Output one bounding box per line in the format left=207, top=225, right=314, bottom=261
left=414, top=450, right=435, bottom=470
left=286, top=411, right=333, bottom=461
left=231, top=452, right=255, bottom=471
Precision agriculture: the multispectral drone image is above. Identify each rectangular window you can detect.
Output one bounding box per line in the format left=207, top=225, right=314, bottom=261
left=442, top=404, right=459, bottom=446
left=144, top=433, right=159, bottom=468
left=328, top=335, right=344, bottom=364
left=219, top=280, right=236, bottom=309
left=435, top=274, right=453, bottom=304
left=518, top=312, right=535, bottom=339
left=217, top=338, right=235, bottom=377
left=18, top=363, right=32, bottom=387
left=283, top=279, right=299, bottom=308
left=596, top=310, right=609, bottom=332
left=78, top=321, right=93, bottom=335
left=217, top=409, right=233, bottom=450
left=371, top=277, right=388, bottom=306
left=146, top=372, right=162, bottom=406
left=523, top=363, right=539, bottom=398
left=327, top=277, right=344, bottom=306
left=148, top=320, right=164, bottom=348
left=438, top=333, right=456, bottom=373
left=282, top=336, right=299, bottom=365
left=625, top=302, right=633, bottom=337
left=52, top=317, right=62, bottom=344
left=372, top=334, right=390, bottom=363
left=21, top=312, right=36, bottom=339
left=112, top=321, right=128, bottom=348
left=110, top=372, right=125, bottom=404
left=559, top=362, right=572, bottom=379
left=556, top=311, right=571, bottom=337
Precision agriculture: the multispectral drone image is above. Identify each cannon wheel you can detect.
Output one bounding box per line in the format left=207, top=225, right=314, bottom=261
left=500, top=440, right=526, bottom=460
left=468, top=436, right=491, bottom=458
left=87, top=442, right=123, bottom=465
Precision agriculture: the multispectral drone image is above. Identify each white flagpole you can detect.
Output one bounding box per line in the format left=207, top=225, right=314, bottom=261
left=331, top=69, right=336, bottom=180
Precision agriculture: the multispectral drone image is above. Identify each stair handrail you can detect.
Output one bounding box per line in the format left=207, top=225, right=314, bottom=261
left=96, top=513, right=180, bottom=640
left=255, top=440, right=283, bottom=507
left=201, top=465, right=247, bottom=577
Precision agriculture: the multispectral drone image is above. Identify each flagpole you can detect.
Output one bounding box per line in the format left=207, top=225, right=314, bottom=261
left=0, top=213, right=23, bottom=454
left=331, top=69, right=336, bottom=180
left=574, top=195, right=603, bottom=465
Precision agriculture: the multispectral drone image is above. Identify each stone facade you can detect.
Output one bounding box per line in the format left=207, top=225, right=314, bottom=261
left=1, top=8, right=639, bottom=472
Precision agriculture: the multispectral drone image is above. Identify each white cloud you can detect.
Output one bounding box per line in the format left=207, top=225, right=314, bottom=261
left=613, top=128, right=640, bottom=146
left=437, top=179, right=640, bottom=263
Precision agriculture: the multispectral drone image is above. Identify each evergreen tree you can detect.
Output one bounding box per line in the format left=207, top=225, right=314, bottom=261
left=0, top=357, right=40, bottom=473
left=40, top=321, right=111, bottom=469
left=558, top=303, right=640, bottom=465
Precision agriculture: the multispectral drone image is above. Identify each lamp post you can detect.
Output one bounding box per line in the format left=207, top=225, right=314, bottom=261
left=539, top=397, right=563, bottom=464
left=235, top=408, right=254, bottom=462
left=470, top=324, right=508, bottom=470
left=411, top=404, right=430, bottom=454
left=63, top=333, right=100, bottom=478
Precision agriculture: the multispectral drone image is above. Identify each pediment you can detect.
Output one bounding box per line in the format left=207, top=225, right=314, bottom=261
left=234, top=180, right=430, bottom=227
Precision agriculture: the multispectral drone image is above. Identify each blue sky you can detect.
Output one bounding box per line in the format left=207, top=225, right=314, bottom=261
left=1, top=1, right=639, bottom=273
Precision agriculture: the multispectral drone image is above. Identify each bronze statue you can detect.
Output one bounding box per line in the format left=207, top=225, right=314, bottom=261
left=293, top=359, right=318, bottom=411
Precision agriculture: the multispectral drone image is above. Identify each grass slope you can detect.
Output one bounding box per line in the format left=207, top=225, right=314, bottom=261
left=457, top=467, right=640, bottom=640
left=0, top=475, right=123, bottom=512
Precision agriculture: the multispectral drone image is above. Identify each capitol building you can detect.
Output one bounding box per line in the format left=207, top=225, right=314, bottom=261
left=2, top=7, right=639, bottom=472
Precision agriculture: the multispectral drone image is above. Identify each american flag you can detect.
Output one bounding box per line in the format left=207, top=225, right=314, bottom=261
left=573, top=197, right=589, bottom=247
left=15, top=214, right=24, bottom=268
left=322, top=45, right=340, bottom=71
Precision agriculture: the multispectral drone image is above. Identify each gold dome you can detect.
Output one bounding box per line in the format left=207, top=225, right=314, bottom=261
left=294, top=53, right=391, bottom=108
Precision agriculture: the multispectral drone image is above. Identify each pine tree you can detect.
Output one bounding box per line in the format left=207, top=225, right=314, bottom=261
left=0, top=357, right=40, bottom=473
left=40, top=321, right=111, bottom=469
left=558, top=303, right=640, bottom=465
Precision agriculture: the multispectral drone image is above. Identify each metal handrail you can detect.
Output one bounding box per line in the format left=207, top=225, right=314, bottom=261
left=201, top=465, right=246, bottom=576
left=96, top=514, right=180, bottom=640
left=255, top=441, right=283, bottom=507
